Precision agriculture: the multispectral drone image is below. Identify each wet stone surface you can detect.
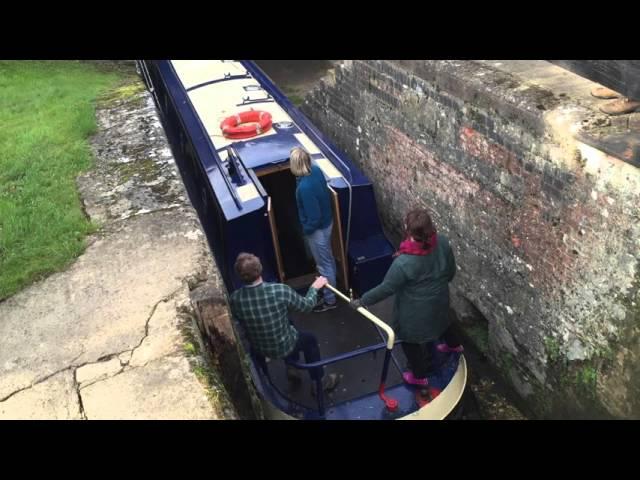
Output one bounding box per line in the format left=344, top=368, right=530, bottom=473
left=78, top=87, right=187, bottom=225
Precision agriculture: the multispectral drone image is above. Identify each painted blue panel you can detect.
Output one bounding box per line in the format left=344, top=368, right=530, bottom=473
left=233, top=132, right=302, bottom=170
left=241, top=61, right=371, bottom=187
left=350, top=234, right=395, bottom=262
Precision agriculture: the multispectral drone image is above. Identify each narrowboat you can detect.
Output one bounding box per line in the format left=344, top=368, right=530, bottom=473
left=137, top=60, right=467, bottom=420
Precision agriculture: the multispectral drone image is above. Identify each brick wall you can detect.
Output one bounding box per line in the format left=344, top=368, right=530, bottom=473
left=302, top=60, right=640, bottom=418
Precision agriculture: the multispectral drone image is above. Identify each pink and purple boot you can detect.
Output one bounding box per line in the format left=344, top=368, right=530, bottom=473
left=402, top=371, right=428, bottom=386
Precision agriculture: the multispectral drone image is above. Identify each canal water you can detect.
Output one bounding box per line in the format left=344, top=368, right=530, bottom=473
left=256, top=60, right=336, bottom=106
left=255, top=60, right=529, bottom=420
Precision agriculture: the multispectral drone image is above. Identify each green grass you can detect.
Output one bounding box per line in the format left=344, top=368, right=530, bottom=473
left=0, top=61, right=121, bottom=300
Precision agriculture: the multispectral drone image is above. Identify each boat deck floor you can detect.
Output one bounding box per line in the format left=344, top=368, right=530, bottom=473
left=265, top=295, right=411, bottom=409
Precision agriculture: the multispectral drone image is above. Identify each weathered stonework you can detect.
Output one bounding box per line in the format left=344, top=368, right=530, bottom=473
left=302, top=60, right=640, bottom=418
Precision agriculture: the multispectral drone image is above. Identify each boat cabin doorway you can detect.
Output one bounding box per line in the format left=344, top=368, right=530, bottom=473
left=256, top=163, right=349, bottom=292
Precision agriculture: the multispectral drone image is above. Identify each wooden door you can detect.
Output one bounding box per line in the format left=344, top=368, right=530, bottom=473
left=328, top=186, right=349, bottom=292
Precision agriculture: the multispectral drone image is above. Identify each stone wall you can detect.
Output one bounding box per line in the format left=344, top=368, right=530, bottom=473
left=302, top=60, right=640, bottom=418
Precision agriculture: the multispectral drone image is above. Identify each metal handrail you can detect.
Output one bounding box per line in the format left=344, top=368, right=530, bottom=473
left=186, top=72, right=252, bottom=92
left=139, top=61, right=243, bottom=210
left=325, top=284, right=395, bottom=349
left=170, top=65, right=244, bottom=209
left=286, top=340, right=403, bottom=370
left=286, top=284, right=400, bottom=414
left=138, top=60, right=160, bottom=107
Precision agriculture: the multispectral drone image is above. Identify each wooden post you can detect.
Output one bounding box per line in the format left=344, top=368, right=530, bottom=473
left=190, top=283, right=263, bottom=419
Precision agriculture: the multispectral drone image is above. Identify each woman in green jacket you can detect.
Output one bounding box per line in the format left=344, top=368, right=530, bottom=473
left=350, top=208, right=462, bottom=386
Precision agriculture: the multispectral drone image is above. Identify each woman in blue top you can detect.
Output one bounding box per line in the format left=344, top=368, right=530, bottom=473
left=290, top=147, right=337, bottom=312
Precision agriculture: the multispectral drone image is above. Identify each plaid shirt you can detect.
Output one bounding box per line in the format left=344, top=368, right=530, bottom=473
left=229, top=282, right=318, bottom=358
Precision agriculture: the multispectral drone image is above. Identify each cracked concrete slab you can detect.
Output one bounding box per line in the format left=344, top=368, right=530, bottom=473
left=76, top=358, right=123, bottom=386
left=0, top=66, right=230, bottom=419
left=81, top=354, right=216, bottom=420
left=0, top=209, right=209, bottom=401
left=129, top=287, right=189, bottom=368
left=0, top=370, right=82, bottom=420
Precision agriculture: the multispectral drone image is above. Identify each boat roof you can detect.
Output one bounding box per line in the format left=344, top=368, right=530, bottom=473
left=166, top=60, right=362, bottom=220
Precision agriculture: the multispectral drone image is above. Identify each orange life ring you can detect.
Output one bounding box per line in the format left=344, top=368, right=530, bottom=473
left=219, top=110, right=272, bottom=139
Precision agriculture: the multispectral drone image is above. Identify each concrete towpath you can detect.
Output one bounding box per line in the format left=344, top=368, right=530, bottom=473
left=0, top=66, right=235, bottom=419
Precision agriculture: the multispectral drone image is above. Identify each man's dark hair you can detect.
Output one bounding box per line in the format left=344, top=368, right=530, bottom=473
left=235, top=253, right=263, bottom=283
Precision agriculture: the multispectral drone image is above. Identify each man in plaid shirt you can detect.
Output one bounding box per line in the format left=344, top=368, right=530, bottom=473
left=230, top=253, right=339, bottom=392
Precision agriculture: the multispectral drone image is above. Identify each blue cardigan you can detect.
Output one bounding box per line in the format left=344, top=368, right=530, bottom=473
left=295, top=165, right=333, bottom=235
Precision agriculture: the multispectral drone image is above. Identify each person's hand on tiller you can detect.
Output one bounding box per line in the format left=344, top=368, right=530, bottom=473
left=311, top=276, right=328, bottom=290
left=349, top=299, right=363, bottom=310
